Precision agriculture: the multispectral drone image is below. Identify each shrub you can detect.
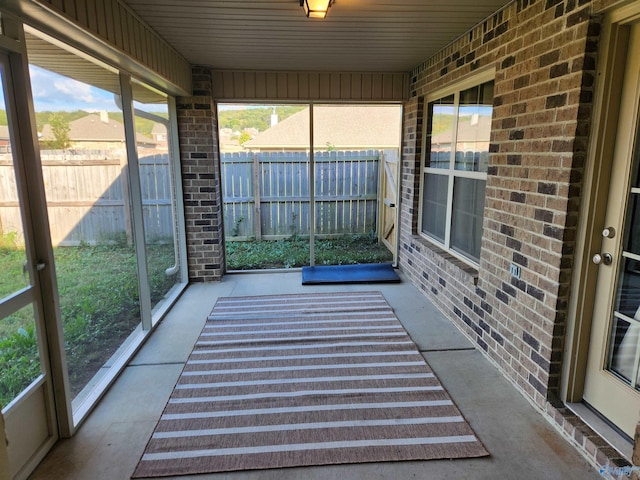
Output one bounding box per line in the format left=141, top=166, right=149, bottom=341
left=226, top=234, right=392, bottom=270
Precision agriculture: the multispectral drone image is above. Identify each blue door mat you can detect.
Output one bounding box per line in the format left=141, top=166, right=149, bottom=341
left=301, top=263, right=401, bottom=285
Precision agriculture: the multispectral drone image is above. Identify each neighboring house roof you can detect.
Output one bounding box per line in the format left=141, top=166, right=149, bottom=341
left=151, top=122, right=167, bottom=136
left=219, top=135, right=242, bottom=152
left=40, top=113, right=155, bottom=145
left=431, top=115, right=491, bottom=147
left=244, top=106, right=402, bottom=150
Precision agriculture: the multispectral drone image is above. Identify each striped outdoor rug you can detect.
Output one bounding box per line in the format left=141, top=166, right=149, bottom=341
left=132, top=291, right=488, bottom=478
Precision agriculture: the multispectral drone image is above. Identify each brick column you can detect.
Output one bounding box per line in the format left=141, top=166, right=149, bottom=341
left=177, top=67, right=224, bottom=282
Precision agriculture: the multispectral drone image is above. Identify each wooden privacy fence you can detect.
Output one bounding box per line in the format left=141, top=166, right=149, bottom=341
left=0, top=151, right=174, bottom=246
left=1, top=150, right=396, bottom=246
left=222, top=150, right=391, bottom=240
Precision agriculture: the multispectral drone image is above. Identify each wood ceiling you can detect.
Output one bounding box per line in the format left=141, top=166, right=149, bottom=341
left=122, top=0, right=512, bottom=73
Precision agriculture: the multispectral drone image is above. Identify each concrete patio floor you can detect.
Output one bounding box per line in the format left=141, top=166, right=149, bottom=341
left=29, top=271, right=601, bottom=479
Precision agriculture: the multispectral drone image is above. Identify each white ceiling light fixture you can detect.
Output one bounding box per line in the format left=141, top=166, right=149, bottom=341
left=300, top=0, right=335, bottom=19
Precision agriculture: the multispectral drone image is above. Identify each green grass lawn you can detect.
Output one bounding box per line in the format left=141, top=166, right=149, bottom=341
left=226, top=234, right=393, bottom=270
left=0, top=240, right=176, bottom=406
left=0, top=233, right=391, bottom=406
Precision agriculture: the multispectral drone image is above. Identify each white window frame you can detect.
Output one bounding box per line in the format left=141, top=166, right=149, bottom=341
left=418, top=69, right=495, bottom=267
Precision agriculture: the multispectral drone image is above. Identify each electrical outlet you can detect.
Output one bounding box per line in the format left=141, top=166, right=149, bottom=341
left=510, top=263, right=521, bottom=279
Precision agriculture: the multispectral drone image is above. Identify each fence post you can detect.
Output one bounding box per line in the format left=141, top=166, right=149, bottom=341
left=120, top=156, right=134, bottom=245
left=377, top=149, right=384, bottom=245
left=253, top=153, right=262, bottom=240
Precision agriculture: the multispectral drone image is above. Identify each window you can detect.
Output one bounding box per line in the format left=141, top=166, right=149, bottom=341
left=419, top=74, right=494, bottom=264
left=24, top=26, right=187, bottom=425
left=132, top=80, right=184, bottom=316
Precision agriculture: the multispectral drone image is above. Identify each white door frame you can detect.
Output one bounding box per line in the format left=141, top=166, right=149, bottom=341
left=0, top=22, right=65, bottom=479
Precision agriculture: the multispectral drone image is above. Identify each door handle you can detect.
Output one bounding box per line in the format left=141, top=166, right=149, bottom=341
left=592, top=253, right=613, bottom=265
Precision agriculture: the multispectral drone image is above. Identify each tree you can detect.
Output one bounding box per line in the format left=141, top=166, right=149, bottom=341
left=237, top=131, right=252, bottom=145
left=41, top=113, right=71, bottom=150
left=218, top=106, right=306, bottom=132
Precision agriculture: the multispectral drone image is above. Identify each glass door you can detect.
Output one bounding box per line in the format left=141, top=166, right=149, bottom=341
left=0, top=52, right=57, bottom=480
left=583, top=21, right=640, bottom=438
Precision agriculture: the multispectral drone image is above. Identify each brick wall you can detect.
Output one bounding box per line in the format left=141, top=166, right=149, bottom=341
left=399, top=0, right=599, bottom=408
left=177, top=67, right=224, bottom=282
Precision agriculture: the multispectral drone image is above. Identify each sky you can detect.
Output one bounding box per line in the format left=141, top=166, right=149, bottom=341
left=28, top=65, right=117, bottom=112
left=27, top=65, right=167, bottom=113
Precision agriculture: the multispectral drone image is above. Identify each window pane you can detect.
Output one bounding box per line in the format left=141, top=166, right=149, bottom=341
left=624, top=194, right=640, bottom=256
left=421, top=173, right=448, bottom=242
left=0, top=88, right=31, bottom=299
left=0, top=304, right=42, bottom=408
left=607, top=316, right=639, bottom=387
left=312, top=104, right=397, bottom=266
left=426, top=95, right=454, bottom=169
left=132, top=81, right=181, bottom=314
left=219, top=104, right=311, bottom=270
left=455, top=81, right=493, bottom=172
left=451, top=177, right=485, bottom=262
left=607, top=258, right=640, bottom=388
left=615, top=258, right=640, bottom=318
left=26, top=31, right=142, bottom=407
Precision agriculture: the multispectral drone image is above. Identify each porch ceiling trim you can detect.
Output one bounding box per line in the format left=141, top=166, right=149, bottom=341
left=3, top=0, right=192, bottom=96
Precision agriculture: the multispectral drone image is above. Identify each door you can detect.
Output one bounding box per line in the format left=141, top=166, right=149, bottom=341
left=379, top=149, right=399, bottom=259
left=0, top=53, right=57, bottom=478
left=583, top=21, right=640, bottom=439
